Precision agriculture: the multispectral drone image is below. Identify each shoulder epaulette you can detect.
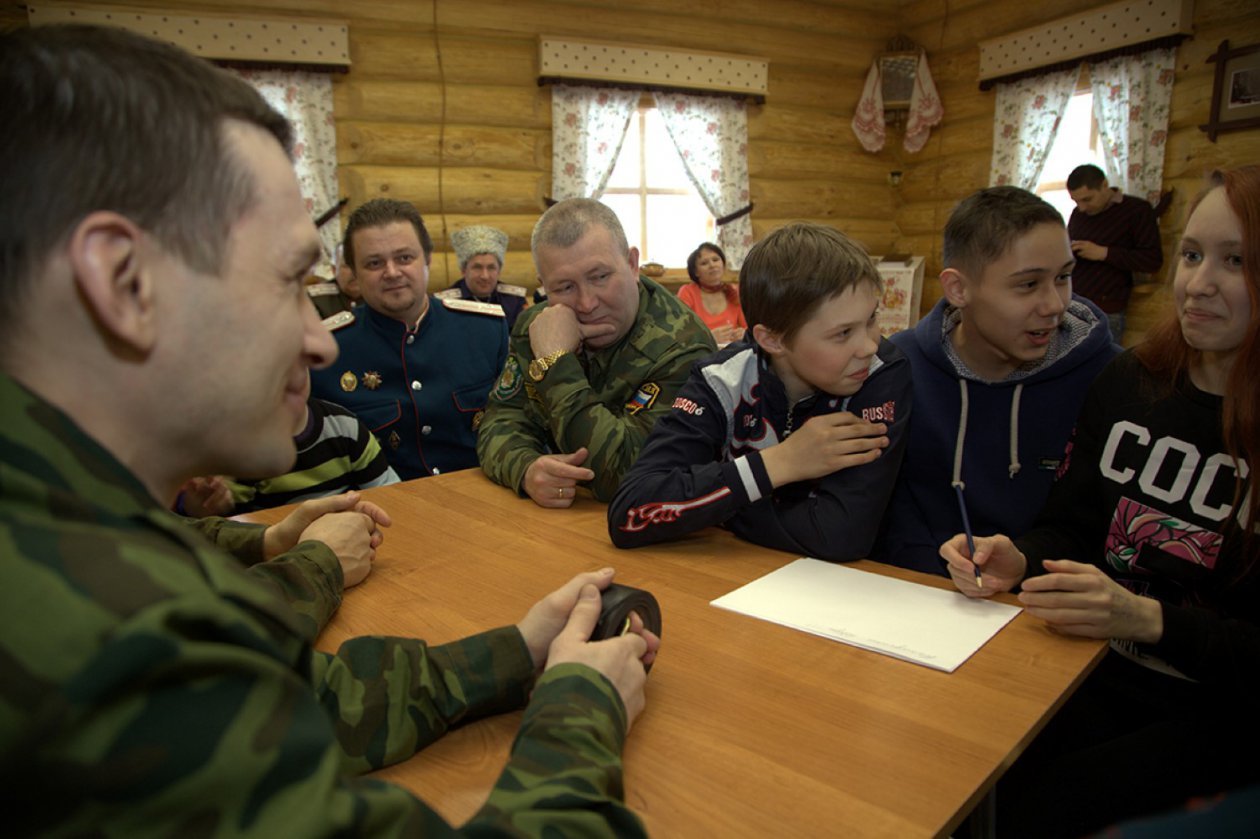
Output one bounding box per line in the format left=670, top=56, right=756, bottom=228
left=434, top=287, right=461, bottom=300
left=322, top=310, right=355, bottom=331
left=441, top=297, right=505, bottom=318
left=496, top=283, right=528, bottom=298
left=307, top=281, right=340, bottom=297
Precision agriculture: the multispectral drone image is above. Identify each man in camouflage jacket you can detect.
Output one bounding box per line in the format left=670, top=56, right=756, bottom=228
left=1, top=25, right=655, bottom=835
left=477, top=198, right=716, bottom=507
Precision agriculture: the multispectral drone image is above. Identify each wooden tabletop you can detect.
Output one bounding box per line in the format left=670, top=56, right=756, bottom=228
left=241, top=469, right=1105, bottom=837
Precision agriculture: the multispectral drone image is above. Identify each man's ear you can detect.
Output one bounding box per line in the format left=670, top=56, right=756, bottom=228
left=626, top=245, right=640, bottom=275
left=752, top=323, right=785, bottom=356
left=67, top=211, right=157, bottom=353
left=939, top=267, right=970, bottom=309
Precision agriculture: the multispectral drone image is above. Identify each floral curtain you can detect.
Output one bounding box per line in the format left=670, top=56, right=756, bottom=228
left=1090, top=46, right=1176, bottom=205
left=550, top=84, right=639, bottom=201
left=655, top=92, right=754, bottom=268
left=229, top=67, right=340, bottom=278
left=988, top=66, right=1079, bottom=190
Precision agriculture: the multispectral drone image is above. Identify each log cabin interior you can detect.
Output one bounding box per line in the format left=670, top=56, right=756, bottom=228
left=7, top=0, right=1258, bottom=345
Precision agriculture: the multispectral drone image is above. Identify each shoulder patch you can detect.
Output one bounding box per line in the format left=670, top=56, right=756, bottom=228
left=442, top=297, right=505, bottom=318
left=493, top=356, right=523, bottom=401
left=434, top=287, right=461, bottom=300
left=307, top=281, right=339, bottom=297
left=323, top=310, right=355, bottom=331
left=625, top=382, right=661, bottom=415
left=496, top=282, right=528, bottom=298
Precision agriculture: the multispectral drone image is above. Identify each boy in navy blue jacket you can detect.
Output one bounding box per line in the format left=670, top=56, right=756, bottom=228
left=608, top=223, right=912, bottom=562
left=874, top=186, right=1120, bottom=575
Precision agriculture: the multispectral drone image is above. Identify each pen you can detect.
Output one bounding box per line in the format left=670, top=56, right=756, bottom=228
left=952, top=483, right=983, bottom=589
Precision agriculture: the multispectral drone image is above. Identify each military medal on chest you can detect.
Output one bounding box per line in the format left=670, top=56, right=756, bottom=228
left=362, top=371, right=382, bottom=390
left=339, top=371, right=358, bottom=392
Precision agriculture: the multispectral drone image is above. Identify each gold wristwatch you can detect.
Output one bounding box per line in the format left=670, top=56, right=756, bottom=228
left=528, top=349, right=569, bottom=382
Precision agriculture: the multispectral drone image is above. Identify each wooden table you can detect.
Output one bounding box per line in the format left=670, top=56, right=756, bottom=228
left=242, top=470, right=1105, bottom=837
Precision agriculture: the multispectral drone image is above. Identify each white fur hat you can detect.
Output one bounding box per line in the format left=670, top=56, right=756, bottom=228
left=451, top=225, right=508, bottom=270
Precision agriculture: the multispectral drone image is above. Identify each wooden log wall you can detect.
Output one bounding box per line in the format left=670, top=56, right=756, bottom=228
left=899, top=0, right=1260, bottom=345
left=35, top=0, right=898, bottom=292
left=18, top=1, right=1260, bottom=319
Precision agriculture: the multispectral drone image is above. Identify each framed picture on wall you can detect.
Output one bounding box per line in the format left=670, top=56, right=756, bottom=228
left=1200, top=40, right=1260, bottom=142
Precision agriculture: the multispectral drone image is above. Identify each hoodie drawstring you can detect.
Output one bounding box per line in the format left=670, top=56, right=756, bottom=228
left=951, top=378, right=969, bottom=492
left=951, top=378, right=1024, bottom=491
left=1008, top=383, right=1023, bottom=478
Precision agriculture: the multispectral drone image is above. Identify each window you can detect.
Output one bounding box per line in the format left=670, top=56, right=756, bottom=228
left=600, top=101, right=714, bottom=267
left=1035, top=82, right=1107, bottom=224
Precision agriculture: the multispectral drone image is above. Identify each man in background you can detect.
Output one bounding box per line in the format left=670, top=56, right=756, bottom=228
left=307, top=242, right=362, bottom=326
left=438, top=223, right=529, bottom=329
left=1066, top=163, right=1163, bottom=342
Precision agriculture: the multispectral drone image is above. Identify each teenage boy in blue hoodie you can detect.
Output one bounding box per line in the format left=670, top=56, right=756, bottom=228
left=608, top=223, right=912, bottom=561
left=873, top=186, right=1120, bottom=575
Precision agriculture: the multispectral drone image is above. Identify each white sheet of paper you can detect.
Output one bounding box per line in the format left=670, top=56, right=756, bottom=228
left=710, top=558, right=1022, bottom=672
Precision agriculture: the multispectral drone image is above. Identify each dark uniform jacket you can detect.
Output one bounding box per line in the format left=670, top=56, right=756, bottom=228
left=306, top=280, right=357, bottom=321
left=0, top=373, right=644, bottom=836
left=436, top=278, right=528, bottom=330
left=311, top=298, right=509, bottom=480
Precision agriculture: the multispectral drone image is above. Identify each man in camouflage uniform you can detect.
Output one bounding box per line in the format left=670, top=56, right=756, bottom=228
left=0, top=25, right=656, bottom=835
left=477, top=198, right=716, bottom=507
left=437, top=223, right=529, bottom=330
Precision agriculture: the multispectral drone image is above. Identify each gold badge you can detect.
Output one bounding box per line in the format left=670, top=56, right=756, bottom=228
left=362, top=371, right=382, bottom=390
left=388, top=430, right=401, bottom=450
left=472, top=409, right=485, bottom=430
left=339, top=371, right=358, bottom=392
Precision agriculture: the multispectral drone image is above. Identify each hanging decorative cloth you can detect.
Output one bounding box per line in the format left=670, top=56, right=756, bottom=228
left=904, top=52, right=944, bottom=153
left=851, top=50, right=944, bottom=153
left=851, top=61, right=886, bottom=153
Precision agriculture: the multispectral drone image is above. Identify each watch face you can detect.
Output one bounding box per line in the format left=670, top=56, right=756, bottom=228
left=528, top=359, right=545, bottom=381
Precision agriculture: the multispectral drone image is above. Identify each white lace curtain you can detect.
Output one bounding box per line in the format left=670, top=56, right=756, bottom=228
left=550, top=84, right=753, bottom=268
left=229, top=67, right=340, bottom=278
left=656, top=92, right=754, bottom=268
left=1090, top=47, right=1177, bottom=204
left=550, top=85, right=639, bottom=201
left=988, top=67, right=1078, bottom=189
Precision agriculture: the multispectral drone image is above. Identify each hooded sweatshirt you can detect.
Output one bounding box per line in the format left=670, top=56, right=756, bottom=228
left=873, top=294, right=1119, bottom=575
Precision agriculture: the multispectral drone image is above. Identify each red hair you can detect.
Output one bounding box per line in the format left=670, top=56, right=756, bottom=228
left=1136, top=166, right=1260, bottom=551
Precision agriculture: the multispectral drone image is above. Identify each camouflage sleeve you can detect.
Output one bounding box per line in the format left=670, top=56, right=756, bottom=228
left=310, top=625, right=535, bottom=772
left=181, top=514, right=342, bottom=639
left=311, top=629, right=644, bottom=834
left=469, top=663, right=647, bottom=836
left=538, top=342, right=714, bottom=502
left=13, top=612, right=639, bottom=835
left=477, top=325, right=553, bottom=495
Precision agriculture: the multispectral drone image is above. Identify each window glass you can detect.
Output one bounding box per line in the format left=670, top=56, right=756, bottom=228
left=601, top=103, right=714, bottom=267
left=1036, top=90, right=1107, bottom=223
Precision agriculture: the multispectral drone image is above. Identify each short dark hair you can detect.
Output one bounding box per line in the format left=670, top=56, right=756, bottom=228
left=343, top=199, right=433, bottom=269
left=942, top=187, right=1064, bottom=279
left=531, top=198, right=630, bottom=259
left=1066, top=164, right=1108, bottom=191
left=686, top=242, right=727, bottom=283
left=0, top=25, right=290, bottom=328
left=740, top=223, right=882, bottom=343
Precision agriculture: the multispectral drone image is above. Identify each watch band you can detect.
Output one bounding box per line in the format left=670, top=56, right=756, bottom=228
left=529, top=348, right=569, bottom=381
